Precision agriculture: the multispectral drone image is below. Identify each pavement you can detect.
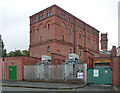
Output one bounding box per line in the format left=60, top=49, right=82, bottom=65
left=0, top=80, right=120, bottom=93
left=113, top=86, right=120, bottom=93
left=0, top=80, right=86, bottom=90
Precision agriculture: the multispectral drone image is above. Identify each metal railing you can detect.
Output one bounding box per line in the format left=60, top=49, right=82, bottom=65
left=23, top=63, right=87, bottom=83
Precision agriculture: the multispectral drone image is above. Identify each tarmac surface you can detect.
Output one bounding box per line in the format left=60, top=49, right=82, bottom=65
left=0, top=80, right=120, bottom=93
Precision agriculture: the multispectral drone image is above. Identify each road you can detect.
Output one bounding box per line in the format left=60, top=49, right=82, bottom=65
left=1, top=85, right=119, bottom=93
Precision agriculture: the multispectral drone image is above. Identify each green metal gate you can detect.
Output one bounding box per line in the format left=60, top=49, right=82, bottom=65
left=87, top=68, right=112, bottom=85
left=9, top=66, right=17, bottom=80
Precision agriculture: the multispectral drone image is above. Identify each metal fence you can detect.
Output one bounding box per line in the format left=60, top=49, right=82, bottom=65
left=23, top=63, right=87, bottom=83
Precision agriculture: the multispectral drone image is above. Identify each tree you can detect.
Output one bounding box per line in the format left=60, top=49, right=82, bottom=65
left=8, top=49, right=30, bottom=57
left=22, top=50, right=29, bottom=57
left=2, top=49, right=7, bottom=57
left=1, top=41, right=7, bottom=57
left=8, top=50, right=22, bottom=57
left=14, top=50, right=22, bottom=56
left=8, top=51, right=15, bottom=57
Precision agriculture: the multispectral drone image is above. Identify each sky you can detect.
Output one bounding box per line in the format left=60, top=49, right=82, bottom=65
left=0, top=0, right=119, bottom=53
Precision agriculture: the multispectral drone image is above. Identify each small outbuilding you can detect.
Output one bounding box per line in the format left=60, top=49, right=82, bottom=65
left=0, top=57, right=41, bottom=80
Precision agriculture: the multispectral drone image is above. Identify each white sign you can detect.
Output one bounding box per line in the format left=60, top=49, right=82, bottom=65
left=77, top=72, right=84, bottom=79
left=93, top=70, right=99, bottom=77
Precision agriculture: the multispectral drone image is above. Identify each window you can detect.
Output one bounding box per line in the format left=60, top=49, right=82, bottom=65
left=62, top=35, right=64, bottom=41
left=61, top=14, right=63, bottom=18
left=69, top=29, right=71, bottom=34
left=47, top=13, right=49, bottom=17
left=33, top=19, right=34, bottom=23
left=88, top=37, right=90, bottom=41
left=50, top=11, right=52, bottom=16
left=61, top=13, right=65, bottom=18
left=63, top=15, right=65, bottom=18
left=48, top=24, right=50, bottom=30
left=68, top=17, right=70, bottom=22
left=95, top=40, right=97, bottom=44
left=40, top=16, right=41, bottom=20
left=33, top=29, right=36, bottom=34
left=69, top=49, right=72, bottom=53
left=40, top=36, right=42, bottom=41
left=79, top=51, right=82, bottom=56
left=34, top=18, right=36, bottom=22
left=47, top=46, right=50, bottom=52
left=42, top=15, right=44, bottom=19
left=79, top=33, right=81, bottom=38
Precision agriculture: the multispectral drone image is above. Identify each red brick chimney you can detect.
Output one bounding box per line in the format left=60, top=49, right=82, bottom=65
left=111, top=46, right=117, bottom=57
left=100, top=33, right=108, bottom=51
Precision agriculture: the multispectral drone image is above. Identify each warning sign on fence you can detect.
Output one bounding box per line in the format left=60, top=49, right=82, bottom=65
left=77, top=72, right=84, bottom=79
left=93, top=70, right=99, bottom=77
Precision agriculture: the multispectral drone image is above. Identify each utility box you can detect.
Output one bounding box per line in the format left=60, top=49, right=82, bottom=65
left=69, top=53, right=79, bottom=60
left=41, top=55, right=51, bottom=61
left=87, top=68, right=112, bottom=85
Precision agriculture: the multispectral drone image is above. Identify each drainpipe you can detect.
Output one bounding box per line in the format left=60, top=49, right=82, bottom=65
left=84, top=24, right=86, bottom=50
left=73, top=17, right=76, bottom=53
left=83, top=24, right=87, bottom=63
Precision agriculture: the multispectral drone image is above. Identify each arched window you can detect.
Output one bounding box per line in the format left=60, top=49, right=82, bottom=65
left=40, top=16, right=41, bottom=20
left=33, top=19, right=34, bottom=23
left=48, top=24, right=50, bottom=30
left=62, top=35, right=64, bottom=41
left=68, top=17, right=70, bottom=22
left=33, top=29, right=36, bottom=34
left=79, top=51, right=82, bottom=56
left=69, top=28, right=71, bottom=34
left=47, top=46, right=50, bottom=52
left=47, top=12, right=49, bottom=17
left=69, top=49, right=72, bottom=53
left=79, top=33, right=81, bottom=38
left=34, top=18, right=36, bottom=22
left=88, top=37, right=90, bottom=41
left=42, top=15, right=44, bottom=19
left=40, top=36, right=42, bottom=41
left=50, top=11, right=52, bottom=16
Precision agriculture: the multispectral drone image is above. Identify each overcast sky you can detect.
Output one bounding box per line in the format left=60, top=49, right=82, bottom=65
left=0, top=0, right=119, bottom=53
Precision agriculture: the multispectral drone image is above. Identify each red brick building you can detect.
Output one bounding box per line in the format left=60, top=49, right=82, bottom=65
left=29, top=5, right=100, bottom=67
left=0, top=57, right=41, bottom=80
left=111, top=46, right=120, bottom=87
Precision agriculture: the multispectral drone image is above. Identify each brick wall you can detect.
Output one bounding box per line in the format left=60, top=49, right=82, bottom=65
left=112, top=56, right=120, bottom=86
left=4, top=57, right=41, bottom=80
left=0, top=58, right=3, bottom=80
left=51, top=53, right=66, bottom=65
